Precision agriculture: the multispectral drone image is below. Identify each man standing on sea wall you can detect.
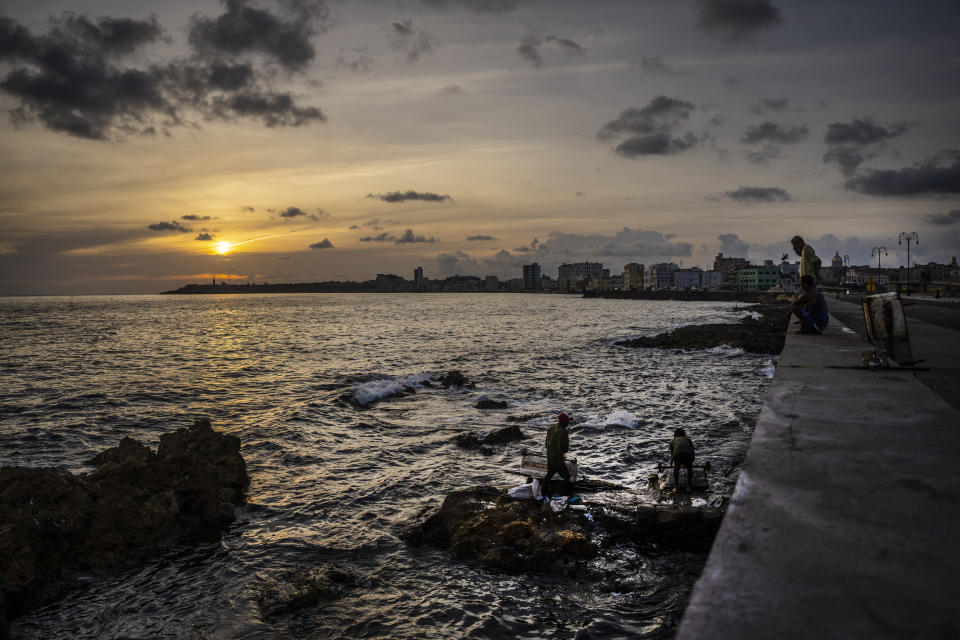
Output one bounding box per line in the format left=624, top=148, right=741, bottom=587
left=791, top=236, right=821, bottom=284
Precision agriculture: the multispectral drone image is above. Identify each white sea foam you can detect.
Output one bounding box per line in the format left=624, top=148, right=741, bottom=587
left=352, top=373, right=431, bottom=406
left=760, top=359, right=776, bottom=378
left=706, top=345, right=746, bottom=357
left=595, top=409, right=641, bottom=429
left=691, top=497, right=708, bottom=507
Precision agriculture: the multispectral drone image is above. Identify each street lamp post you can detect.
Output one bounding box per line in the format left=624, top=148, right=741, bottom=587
left=871, top=247, right=888, bottom=293
left=898, top=232, right=919, bottom=294
left=843, top=254, right=850, bottom=288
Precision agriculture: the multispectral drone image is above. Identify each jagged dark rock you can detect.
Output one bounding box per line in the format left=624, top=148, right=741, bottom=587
left=403, top=486, right=725, bottom=574
left=452, top=425, right=524, bottom=449
left=617, top=304, right=789, bottom=354
left=439, top=370, right=468, bottom=388
left=257, top=564, right=357, bottom=618
left=475, top=397, right=509, bottom=410
left=506, top=413, right=541, bottom=423
left=0, top=419, right=248, bottom=626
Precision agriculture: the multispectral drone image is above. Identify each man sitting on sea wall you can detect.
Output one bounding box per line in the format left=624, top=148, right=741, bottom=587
left=789, top=274, right=829, bottom=334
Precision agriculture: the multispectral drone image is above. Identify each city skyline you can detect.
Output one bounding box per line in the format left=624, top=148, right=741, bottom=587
left=1, top=1, right=959, bottom=294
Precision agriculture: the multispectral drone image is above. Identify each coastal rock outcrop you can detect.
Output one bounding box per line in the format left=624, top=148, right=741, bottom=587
left=257, top=564, right=357, bottom=618
left=475, top=396, right=509, bottom=410
left=617, top=304, right=789, bottom=354
left=0, top=419, right=248, bottom=625
left=438, top=370, right=469, bottom=388
left=452, top=425, right=525, bottom=450
left=403, top=486, right=726, bottom=574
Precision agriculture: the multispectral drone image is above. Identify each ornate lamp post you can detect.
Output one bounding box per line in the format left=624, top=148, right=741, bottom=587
left=843, top=254, right=850, bottom=288
left=871, top=247, right=888, bottom=293
left=898, top=232, right=919, bottom=294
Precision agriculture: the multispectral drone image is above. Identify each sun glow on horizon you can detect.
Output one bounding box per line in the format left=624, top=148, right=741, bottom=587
left=214, top=241, right=234, bottom=255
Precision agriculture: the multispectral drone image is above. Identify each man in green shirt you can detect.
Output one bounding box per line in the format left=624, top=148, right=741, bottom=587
left=545, top=413, right=571, bottom=495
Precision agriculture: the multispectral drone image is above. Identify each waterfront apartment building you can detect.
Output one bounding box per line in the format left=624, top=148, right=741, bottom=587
left=673, top=267, right=703, bottom=290
left=414, top=266, right=425, bottom=291
left=522, top=263, right=542, bottom=290
left=558, top=262, right=604, bottom=291
left=713, top=253, right=751, bottom=287
left=647, top=263, right=678, bottom=289
left=738, top=260, right=780, bottom=291
left=622, top=263, right=645, bottom=290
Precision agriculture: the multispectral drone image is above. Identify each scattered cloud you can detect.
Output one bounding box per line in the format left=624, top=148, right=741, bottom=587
left=922, top=210, right=960, bottom=225
left=359, top=229, right=437, bottom=243
left=694, top=0, right=782, bottom=42
left=418, top=0, right=530, bottom=13
left=467, top=235, right=497, bottom=241
left=278, top=206, right=326, bottom=220
left=182, top=214, right=212, bottom=221
left=597, top=96, right=702, bottom=158
left=195, top=232, right=214, bottom=241
left=440, top=84, right=462, bottom=97
left=632, top=56, right=675, bottom=74
left=741, top=121, right=808, bottom=145
left=822, top=117, right=915, bottom=176
left=336, top=46, right=373, bottom=72
left=359, top=232, right=392, bottom=242
left=390, top=19, right=436, bottom=63
left=719, top=186, right=792, bottom=202
left=516, top=32, right=584, bottom=68
left=366, top=190, right=451, bottom=203
left=718, top=233, right=750, bottom=255
left=749, top=97, right=789, bottom=114
left=148, top=220, right=192, bottom=232
left=309, top=238, right=334, bottom=249
left=242, top=206, right=256, bottom=212
left=844, top=152, right=960, bottom=196
left=0, top=4, right=327, bottom=140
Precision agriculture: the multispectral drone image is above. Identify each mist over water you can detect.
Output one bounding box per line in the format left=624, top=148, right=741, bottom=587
left=0, top=293, right=772, bottom=639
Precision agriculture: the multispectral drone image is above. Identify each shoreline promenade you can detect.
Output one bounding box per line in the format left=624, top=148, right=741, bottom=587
left=676, top=299, right=960, bottom=638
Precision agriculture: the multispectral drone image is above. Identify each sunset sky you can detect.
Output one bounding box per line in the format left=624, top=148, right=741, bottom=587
left=1, top=0, right=958, bottom=294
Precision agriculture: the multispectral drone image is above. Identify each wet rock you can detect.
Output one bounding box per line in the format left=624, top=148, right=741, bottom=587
left=617, top=304, right=789, bottom=355
left=438, top=370, right=468, bottom=388
left=452, top=425, right=524, bottom=449
left=475, top=397, right=509, bottom=410
left=403, top=486, right=595, bottom=573
left=257, top=564, right=357, bottom=618
left=0, top=419, right=248, bottom=625
left=506, top=413, right=541, bottom=423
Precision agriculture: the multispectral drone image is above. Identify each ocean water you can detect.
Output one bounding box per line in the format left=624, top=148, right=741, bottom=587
left=0, top=293, right=773, bottom=639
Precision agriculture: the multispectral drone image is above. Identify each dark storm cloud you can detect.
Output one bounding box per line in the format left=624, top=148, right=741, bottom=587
left=597, top=97, right=696, bottom=141
left=923, top=210, right=960, bottom=225
left=195, top=232, right=215, bottom=241
left=309, top=238, right=334, bottom=249
left=335, top=47, right=373, bottom=72
left=516, top=33, right=584, bottom=68
left=148, top=220, right=192, bottom=232
left=182, top=214, right=212, bottom=221
left=390, top=19, right=435, bottom=63
left=741, top=121, right=808, bottom=145
left=467, top=235, right=497, bottom=241
left=187, top=0, right=330, bottom=70
left=824, top=117, right=913, bottom=146
left=718, top=233, right=750, bottom=255
left=721, top=186, right=791, bottom=202
left=366, top=190, right=451, bottom=203
left=749, top=97, right=789, bottom=114
left=395, top=229, right=437, bottom=244
left=615, top=132, right=699, bottom=157
left=419, top=0, right=529, bottom=13
left=822, top=118, right=915, bottom=176
left=695, top=0, right=782, bottom=41
left=0, top=6, right=327, bottom=140
left=844, top=152, right=960, bottom=196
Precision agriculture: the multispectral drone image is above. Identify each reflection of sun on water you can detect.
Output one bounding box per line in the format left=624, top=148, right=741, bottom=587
left=215, top=242, right=233, bottom=255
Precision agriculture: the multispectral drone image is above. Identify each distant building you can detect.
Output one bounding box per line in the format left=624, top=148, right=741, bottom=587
left=623, top=263, right=645, bottom=290
left=558, top=262, right=603, bottom=291
left=647, top=263, right=678, bottom=289
left=442, top=275, right=482, bottom=292
left=414, top=266, right=425, bottom=290
left=674, top=267, right=703, bottom=289
left=523, top=263, right=542, bottom=290
left=485, top=275, right=500, bottom=292
left=376, top=273, right=406, bottom=292
left=714, top=253, right=750, bottom=287
left=738, top=260, right=779, bottom=291
left=701, top=270, right=722, bottom=289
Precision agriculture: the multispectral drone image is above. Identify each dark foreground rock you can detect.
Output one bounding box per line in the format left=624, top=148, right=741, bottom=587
left=438, top=370, right=469, bottom=388
left=403, top=486, right=723, bottom=575
left=257, top=564, right=357, bottom=618
left=617, top=304, right=789, bottom=354
left=452, top=425, right=525, bottom=450
left=475, top=396, right=509, bottom=410
left=0, top=419, right=248, bottom=625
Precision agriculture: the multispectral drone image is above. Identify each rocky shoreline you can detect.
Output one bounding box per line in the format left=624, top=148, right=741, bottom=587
left=0, top=419, right=248, bottom=628
left=617, top=303, right=790, bottom=354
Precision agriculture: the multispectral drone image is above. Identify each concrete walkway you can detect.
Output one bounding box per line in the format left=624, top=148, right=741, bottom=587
left=676, top=303, right=960, bottom=639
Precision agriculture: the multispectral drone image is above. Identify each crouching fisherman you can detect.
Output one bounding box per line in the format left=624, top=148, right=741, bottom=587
left=670, top=428, right=695, bottom=493
left=544, top=413, right=572, bottom=495
left=788, top=274, right=829, bottom=335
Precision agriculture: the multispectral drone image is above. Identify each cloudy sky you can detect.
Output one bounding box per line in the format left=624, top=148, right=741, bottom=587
left=1, top=0, right=958, bottom=294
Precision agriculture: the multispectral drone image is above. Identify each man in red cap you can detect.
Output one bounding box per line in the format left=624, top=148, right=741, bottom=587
left=544, top=413, right=572, bottom=495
